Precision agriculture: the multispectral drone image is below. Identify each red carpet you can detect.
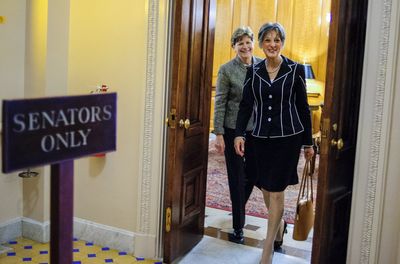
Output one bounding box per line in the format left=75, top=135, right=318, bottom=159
left=206, top=137, right=318, bottom=224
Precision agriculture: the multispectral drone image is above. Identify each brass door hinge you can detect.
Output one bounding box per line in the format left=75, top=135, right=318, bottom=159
left=165, top=207, right=172, bottom=232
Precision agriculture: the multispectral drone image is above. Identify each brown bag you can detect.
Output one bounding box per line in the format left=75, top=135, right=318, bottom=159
left=293, top=160, right=314, bottom=241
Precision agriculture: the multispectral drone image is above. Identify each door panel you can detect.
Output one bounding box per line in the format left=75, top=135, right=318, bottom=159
left=163, top=0, right=215, bottom=263
left=312, top=0, right=368, bottom=263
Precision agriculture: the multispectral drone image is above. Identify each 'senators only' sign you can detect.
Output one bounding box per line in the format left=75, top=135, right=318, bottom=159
left=2, top=93, right=117, bottom=173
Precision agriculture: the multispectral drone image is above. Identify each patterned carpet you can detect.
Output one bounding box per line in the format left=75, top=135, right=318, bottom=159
left=206, top=137, right=318, bottom=224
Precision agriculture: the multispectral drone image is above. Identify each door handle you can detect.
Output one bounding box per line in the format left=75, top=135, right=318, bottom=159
left=331, top=138, right=344, bottom=150
left=179, top=119, right=190, bottom=129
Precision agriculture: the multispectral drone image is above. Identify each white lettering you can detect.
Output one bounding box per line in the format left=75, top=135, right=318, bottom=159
left=102, top=105, right=112, bottom=120
left=78, top=129, right=91, bottom=145
left=13, top=114, right=26, bottom=132
left=78, top=107, right=90, bottom=124
left=41, top=135, right=55, bottom=152
left=69, top=131, right=81, bottom=148
left=41, top=111, right=55, bottom=129
left=55, top=132, right=69, bottom=150
left=67, top=108, right=79, bottom=125
left=55, top=110, right=69, bottom=127
left=28, top=112, right=41, bottom=131
left=91, top=106, right=102, bottom=122
left=40, top=128, right=92, bottom=152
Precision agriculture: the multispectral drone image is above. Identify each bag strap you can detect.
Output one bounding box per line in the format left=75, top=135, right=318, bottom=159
left=308, top=160, right=313, bottom=203
left=296, top=161, right=309, bottom=204
left=296, top=160, right=314, bottom=205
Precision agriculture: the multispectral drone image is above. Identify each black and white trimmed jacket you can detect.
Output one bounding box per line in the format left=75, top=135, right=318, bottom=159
left=235, top=56, right=313, bottom=147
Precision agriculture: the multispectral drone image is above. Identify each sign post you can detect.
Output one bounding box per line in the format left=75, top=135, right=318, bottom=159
left=50, top=160, right=74, bottom=264
left=2, top=93, right=117, bottom=263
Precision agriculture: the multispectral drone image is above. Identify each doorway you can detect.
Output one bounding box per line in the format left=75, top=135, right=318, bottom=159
left=205, top=0, right=329, bottom=262
left=163, top=0, right=368, bottom=263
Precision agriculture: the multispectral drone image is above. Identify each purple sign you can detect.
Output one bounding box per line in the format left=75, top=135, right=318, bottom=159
left=2, top=93, right=117, bottom=173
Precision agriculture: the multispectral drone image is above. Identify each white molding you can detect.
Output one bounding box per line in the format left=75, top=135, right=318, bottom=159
left=349, top=0, right=398, bottom=263
left=21, top=217, right=49, bottom=243
left=0, top=217, right=143, bottom=255
left=73, top=217, right=135, bottom=254
left=0, top=217, right=22, bottom=244
left=136, top=0, right=169, bottom=259
left=138, top=0, right=159, bottom=235
left=134, top=232, right=158, bottom=258
left=0, top=217, right=49, bottom=244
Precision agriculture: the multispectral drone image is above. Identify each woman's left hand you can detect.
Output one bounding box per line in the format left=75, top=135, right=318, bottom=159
left=304, top=147, right=315, bottom=161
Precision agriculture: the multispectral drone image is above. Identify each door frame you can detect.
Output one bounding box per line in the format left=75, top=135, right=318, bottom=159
left=133, top=0, right=400, bottom=262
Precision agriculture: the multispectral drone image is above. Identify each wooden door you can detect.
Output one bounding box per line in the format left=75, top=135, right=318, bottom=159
left=163, top=0, right=215, bottom=263
left=312, top=0, right=368, bottom=263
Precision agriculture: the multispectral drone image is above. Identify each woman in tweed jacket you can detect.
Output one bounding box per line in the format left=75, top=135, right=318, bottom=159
left=213, top=26, right=262, bottom=244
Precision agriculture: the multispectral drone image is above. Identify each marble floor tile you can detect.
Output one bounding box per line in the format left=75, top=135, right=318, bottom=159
left=205, top=206, right=312, bottom=262
left=174, top=235, right=309, bottom=264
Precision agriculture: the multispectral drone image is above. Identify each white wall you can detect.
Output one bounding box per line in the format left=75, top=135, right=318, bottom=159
left=0, top=0, right=26, bottom=223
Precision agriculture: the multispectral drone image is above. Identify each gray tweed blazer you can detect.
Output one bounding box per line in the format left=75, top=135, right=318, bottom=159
left=213, top=56, right=262, bottom=135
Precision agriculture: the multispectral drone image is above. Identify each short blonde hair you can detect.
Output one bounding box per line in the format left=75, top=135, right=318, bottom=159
left=231, top=26, right=254, bottom=47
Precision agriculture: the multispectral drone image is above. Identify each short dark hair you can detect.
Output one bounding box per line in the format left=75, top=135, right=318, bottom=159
left=231, top=26, right=254, bottom=47
left=257, top=22, right=286, bottom=48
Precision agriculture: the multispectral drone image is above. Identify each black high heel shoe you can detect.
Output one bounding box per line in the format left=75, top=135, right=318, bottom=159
left=274, top=220, right=287, bottom=250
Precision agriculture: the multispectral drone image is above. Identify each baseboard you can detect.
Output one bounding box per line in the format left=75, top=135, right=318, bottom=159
left=73, top=217, right=135, bottom=254
left=134, top=232, right=157, bottom=258
left=0, top=217, right=22, bottom=244
left=21, top=217, right=50, bottom=243
left=0, top=217, right=50, bottom=244
left=0, top=217, right=157, bottom=258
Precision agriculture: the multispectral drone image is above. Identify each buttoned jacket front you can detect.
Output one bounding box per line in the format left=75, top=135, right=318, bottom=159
left=235, top=56, right=313, bottom=146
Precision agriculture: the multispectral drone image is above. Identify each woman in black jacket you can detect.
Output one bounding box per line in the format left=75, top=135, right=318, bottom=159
left=234, top=22, right=314, bottom=264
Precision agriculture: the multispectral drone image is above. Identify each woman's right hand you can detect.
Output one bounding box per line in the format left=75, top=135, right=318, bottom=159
left=215, top=135, right=225, bottom=154
left=234, top=137, right=245, bottom=157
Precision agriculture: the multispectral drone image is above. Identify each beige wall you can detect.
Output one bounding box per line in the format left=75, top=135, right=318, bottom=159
left=22, top=0, right=50, bottom=224
left=0, top=0, right=149, bottom=233
left=0, top=0, right=25, bottom=223
left=68, top=0, right=147, bottom=231
left=22, top=0, right=70, bottom=223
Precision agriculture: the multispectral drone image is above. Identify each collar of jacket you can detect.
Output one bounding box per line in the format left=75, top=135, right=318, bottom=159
left=234, top=55, right=259, bottom=70
left=252, top=55, right=297, bottom=86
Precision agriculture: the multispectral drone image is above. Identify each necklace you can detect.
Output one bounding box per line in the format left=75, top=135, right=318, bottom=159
left=266, top=59, right=283, bottom=73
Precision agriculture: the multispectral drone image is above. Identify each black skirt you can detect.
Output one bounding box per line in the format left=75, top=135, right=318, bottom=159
left=253, top=133, right=303, bottom=192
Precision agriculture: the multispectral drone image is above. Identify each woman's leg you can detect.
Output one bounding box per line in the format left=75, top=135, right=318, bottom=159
left=223, top=128, right=246, bottom=241
left=244, top=133, right=257, bottom=202
left=263, top=190, right=285, bottom=242
left=260, top=189, right=284, bottom=264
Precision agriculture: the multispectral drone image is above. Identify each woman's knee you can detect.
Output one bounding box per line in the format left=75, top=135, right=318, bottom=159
left=269, top=191, right=284, bottom=204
